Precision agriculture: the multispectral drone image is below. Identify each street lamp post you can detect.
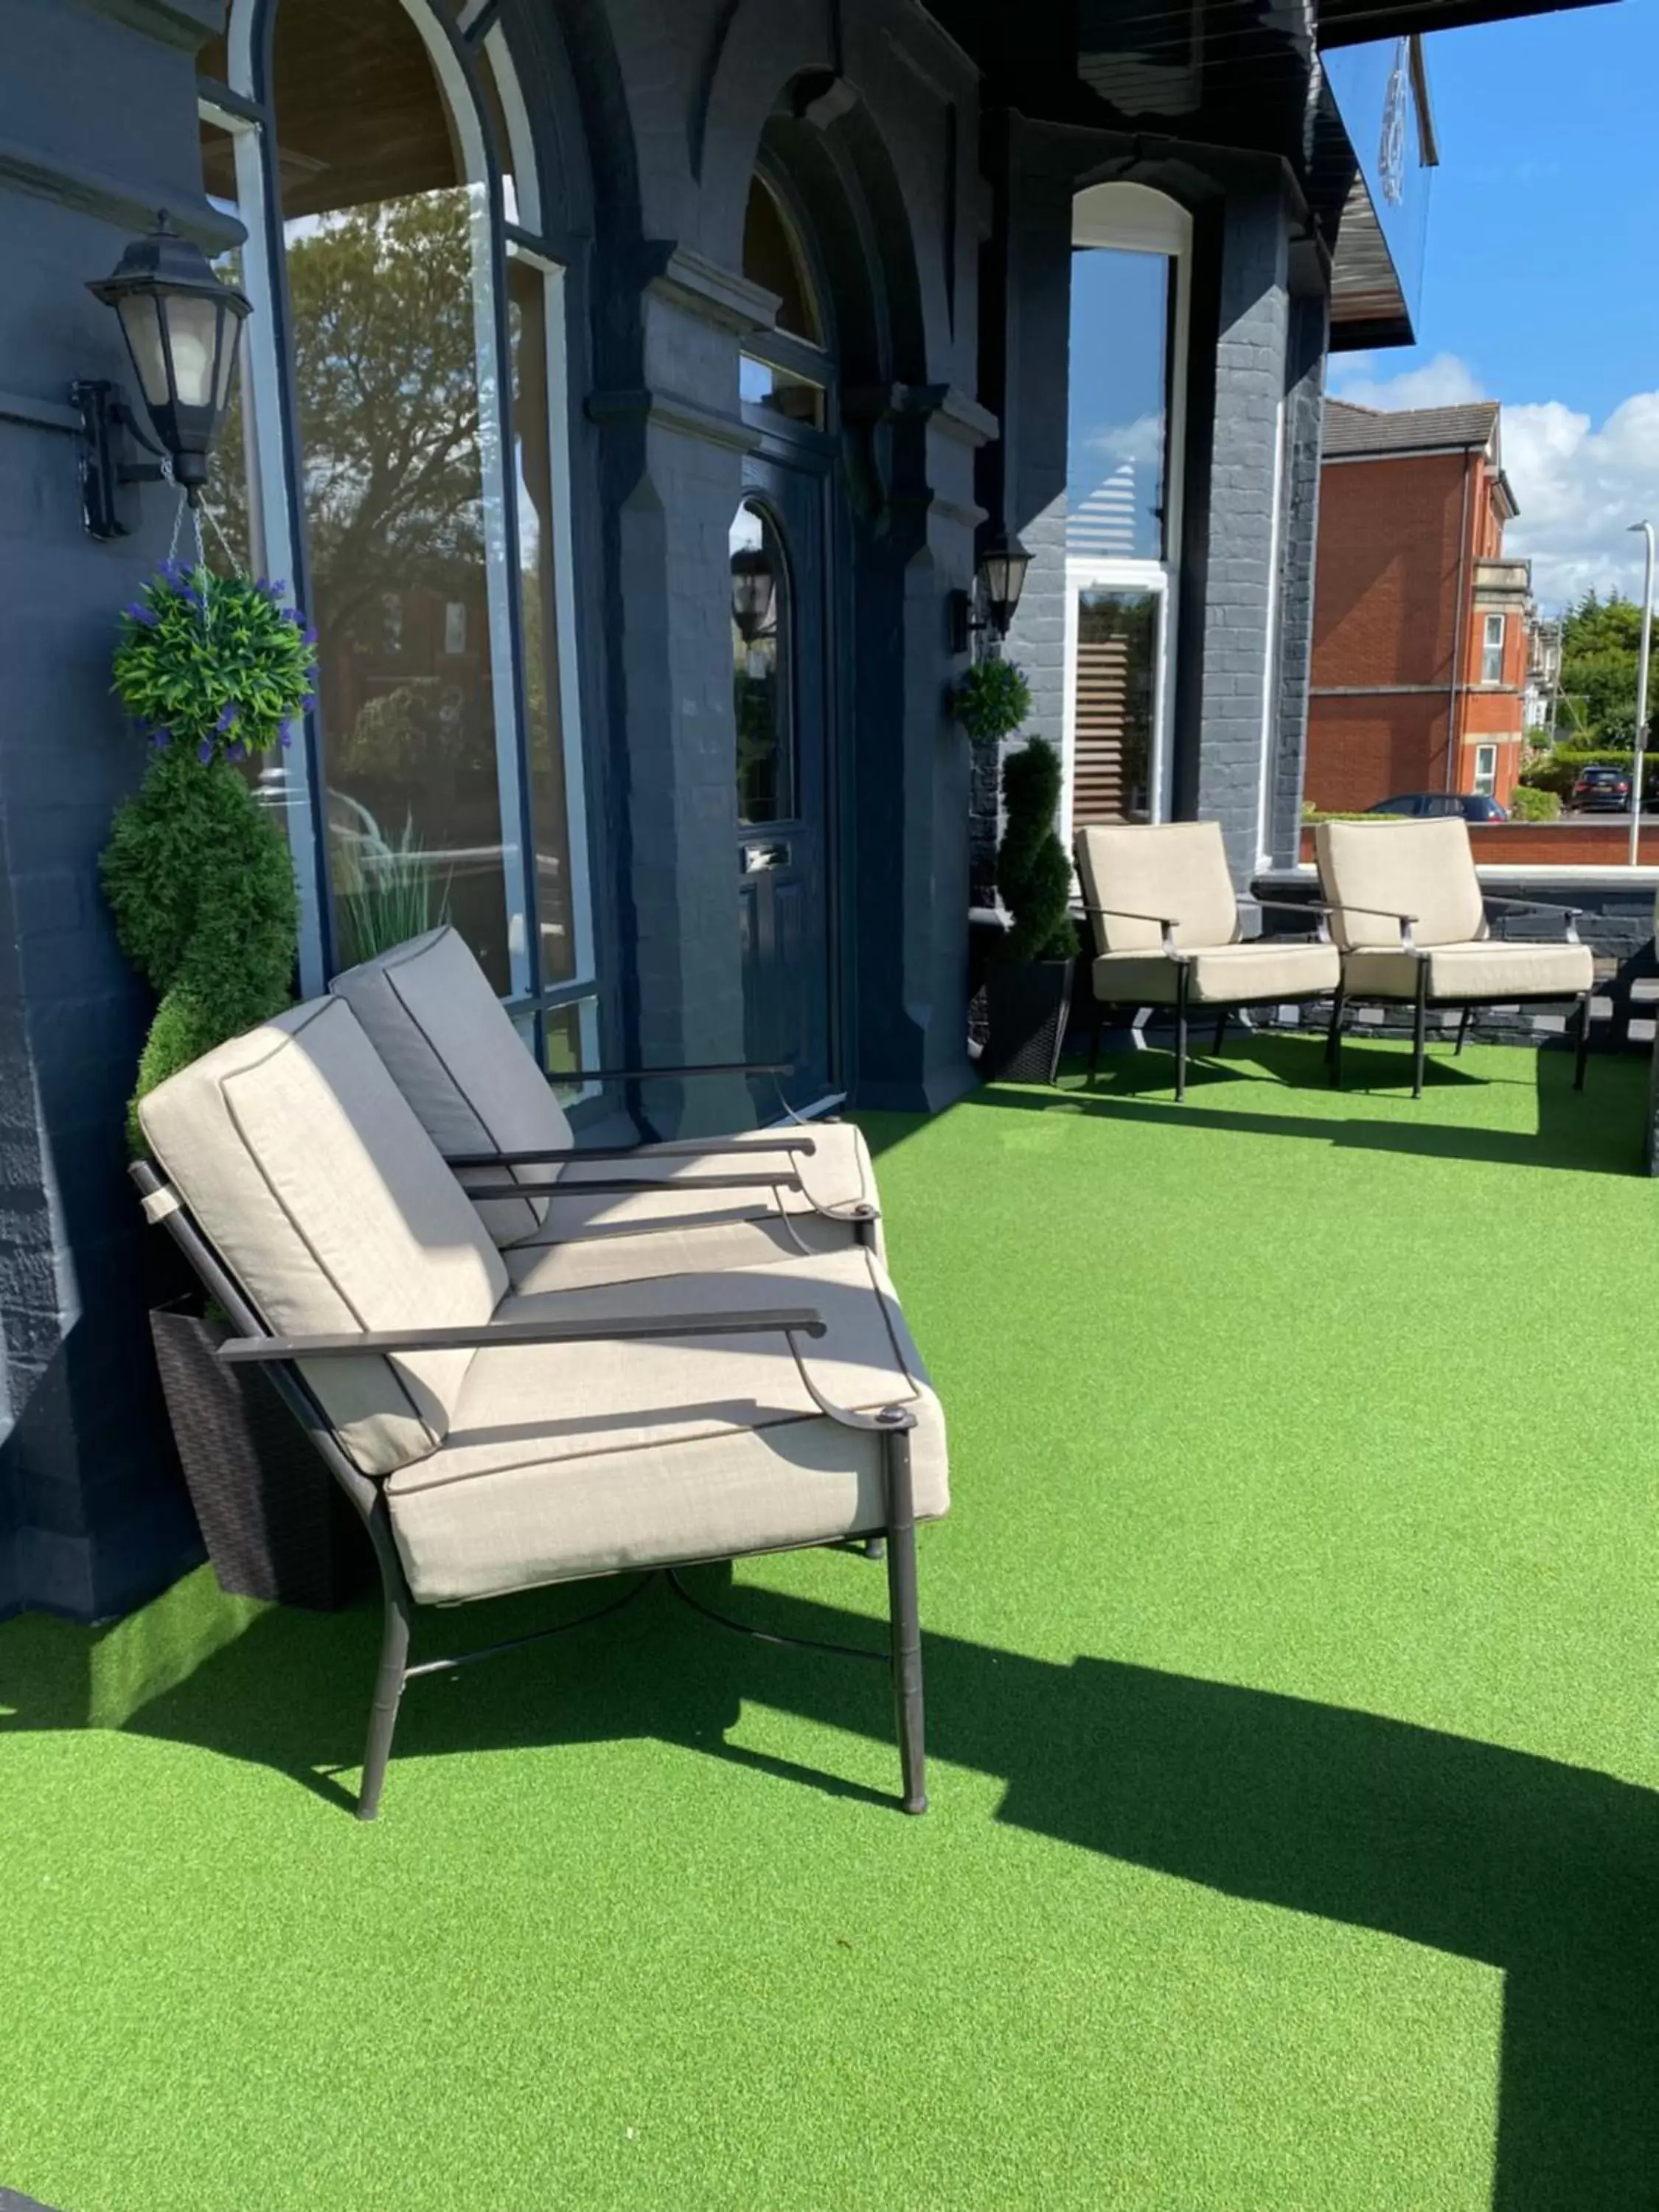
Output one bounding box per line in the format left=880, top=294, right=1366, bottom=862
left=1630, top=521, right=1655, bottom=867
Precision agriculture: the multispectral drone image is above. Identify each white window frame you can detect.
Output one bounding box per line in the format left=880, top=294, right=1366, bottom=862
left=1472, top=742, right=1498, bottom=798
left=1062, top=184, right=1190, bottom=849
left=1482, top=613, right=1506, bottom=686
left=211, top=0, right=597, bottom=1082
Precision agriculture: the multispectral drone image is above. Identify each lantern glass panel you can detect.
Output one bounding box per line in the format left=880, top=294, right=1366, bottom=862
left=117, top=293, right=171, bottom=408
left=164, top=292, right=224, bottom=411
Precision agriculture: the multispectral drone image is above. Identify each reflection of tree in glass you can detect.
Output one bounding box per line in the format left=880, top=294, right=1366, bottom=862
left=286, top=191, right=483, bottom=664
left=735, top=633, right=781, bottom=824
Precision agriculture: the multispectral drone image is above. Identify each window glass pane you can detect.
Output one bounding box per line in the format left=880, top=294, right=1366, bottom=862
left=274, top=0, right=513, bottom=987
left=1071, top=586, right=1158, bottom=824
left=475, top=42, right=521, bottom=226
left=508, top=257, right=577, bottom=988
left=740, top=355, right=825, bottom=430
left=1067, top=248, right=1170, bottom=561
left=742, top=178, right=822, bottom=347
left=731, top=501, right=793, bottom=826
left=197, top=116, right=262, bottom=577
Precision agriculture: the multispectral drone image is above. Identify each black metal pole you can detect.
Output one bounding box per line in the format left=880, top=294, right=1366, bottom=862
left=1174, top=967, right=1189, bottom=1104
left=880, top=1414, right=927, bottom=1815
left=1413, top=967, right=1429, bottom=1099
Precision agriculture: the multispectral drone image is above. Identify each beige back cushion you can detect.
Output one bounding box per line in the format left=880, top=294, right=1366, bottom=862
left=330, top=927, right=572, bottom=1245
left=1074, top=821, right=1239, bottom=954
left=1314, top=818, right=1484, bottom=949
left=139, top=998, right=508, bottom=1477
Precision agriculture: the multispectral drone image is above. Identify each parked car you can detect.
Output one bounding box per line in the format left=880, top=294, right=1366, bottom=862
left=1568, top=765, right=1633, bottom=812
left=1366, top=793, right=1509, bottom=823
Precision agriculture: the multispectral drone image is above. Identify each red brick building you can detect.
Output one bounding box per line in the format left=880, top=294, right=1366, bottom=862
left=1307, top=400, right=1531, bottom=813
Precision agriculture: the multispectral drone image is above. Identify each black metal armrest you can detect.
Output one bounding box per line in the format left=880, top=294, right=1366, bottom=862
left=554, top=1061, right=793, bottom=1082
left=1331, top=900, right=1422, bottom=950
left=1080, top=902, right=1183, bottom=957
left=444, top=1135, right=818, bottom=1169
left=458, top=1171, right=804, bottom=1199
left=1245, top=895, right=1335, bottom=943
left=220, top=1307, right=830, bottom=1363
left=1481, top=894, right=1584, bottom=942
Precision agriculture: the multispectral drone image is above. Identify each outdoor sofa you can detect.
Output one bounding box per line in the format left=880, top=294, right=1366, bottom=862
left=134, top=990, right=947, bottom=1821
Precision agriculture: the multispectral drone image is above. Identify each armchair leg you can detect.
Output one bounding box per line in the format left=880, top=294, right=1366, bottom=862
left=1087, top=998, right=1105, bottom=1088
left=1574, top=990, right=1593, bottom=1090
left=1174, top=967, right=1190, bottom=1104
left=1212, top=1007, right=1228, bottom=1057
left=358, top=1577, right=414, bottom=1821
left=1412, top=969, right=1429, bottom=1099
left=881, top=1421, right=927, bottom=1815
left=1325, top=987, right=1346, bottom=1088
left=1454, top=1005, right=1474, bottom=1057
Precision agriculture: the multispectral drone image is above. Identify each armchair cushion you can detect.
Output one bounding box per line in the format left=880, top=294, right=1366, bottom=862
left=330, top=926, right=568, bottom=1245
left=1314, top=818, right=1486, bottom=949
left=1092, top=939, right=1339, bottom=1006
left=383, top=1248, right=947, bottom=1601
left=1075, top=821, right=1239, bottom=953
left=139, top=999, right=507, bottom=1476
left=1342, top=940, right=1593, bottom=1002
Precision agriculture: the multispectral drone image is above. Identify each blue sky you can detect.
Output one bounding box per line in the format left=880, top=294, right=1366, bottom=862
left=1326, top=0, right=1659, bottom=609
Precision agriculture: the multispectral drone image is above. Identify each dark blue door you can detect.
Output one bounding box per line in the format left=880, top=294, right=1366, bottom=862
left=731, top=447, right=833, bottom=1113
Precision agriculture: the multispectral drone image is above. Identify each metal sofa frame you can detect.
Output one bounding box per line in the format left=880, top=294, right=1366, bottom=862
left=131, top=1150, right=928, bottom=1824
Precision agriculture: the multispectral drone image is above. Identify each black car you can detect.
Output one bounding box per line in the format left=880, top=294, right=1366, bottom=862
left=1366, top=793, right=1509, bottom=823
left=1569, top=765, right=1632, bottom=812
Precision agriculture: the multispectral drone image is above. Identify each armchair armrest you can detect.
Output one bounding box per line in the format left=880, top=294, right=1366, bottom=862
left=1329, top=900, right=1421, bottom=950
left=220, top=1307, right=830, bottom=1363
left=443, top=1135, right=818, bottom=1170
left=556, top=1061, right=793, bottom=1082
left=1481, top=894, right=1584, bottom=942
left=456, top=1170, right=804, bottom=1199
left=1080, top=902, right=1183, bottom=958
left=1245, top=895, right=1335, bottom=944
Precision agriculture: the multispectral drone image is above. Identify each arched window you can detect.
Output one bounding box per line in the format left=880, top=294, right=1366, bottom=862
left=738, top=174, right=830, bottom=431
left=1063, top=182, right=1191, bottom=835
left=196, top=1, right=594, bottom=1077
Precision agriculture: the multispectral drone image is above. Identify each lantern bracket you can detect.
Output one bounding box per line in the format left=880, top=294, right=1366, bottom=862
left=72, top=378, right=170, bottom=542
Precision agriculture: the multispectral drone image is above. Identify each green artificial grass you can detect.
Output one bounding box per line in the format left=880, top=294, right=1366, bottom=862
left=4, top=1034, right=1659, bottom=2211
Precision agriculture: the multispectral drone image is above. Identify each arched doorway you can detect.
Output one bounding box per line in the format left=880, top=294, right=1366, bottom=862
left=731, top=170, right=838, bottom=1112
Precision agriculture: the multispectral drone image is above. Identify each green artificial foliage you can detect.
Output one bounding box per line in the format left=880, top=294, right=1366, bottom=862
left=101, top=562, right=313, bottom=1149
left=995, top=737, right=1077, bottom=964
left=954, top=656, right=1032, bottom=745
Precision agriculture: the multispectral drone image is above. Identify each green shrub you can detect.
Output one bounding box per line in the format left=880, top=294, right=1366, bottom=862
left=1520, top=747, right=1634, bottom=799
left=995, top=738, right=1076, bottom=963
left=955, top=657, right=1032, bottom=745
left=1507, top=783, right=1561, bottom=822
left=101, top=562, right=313, bottom=1150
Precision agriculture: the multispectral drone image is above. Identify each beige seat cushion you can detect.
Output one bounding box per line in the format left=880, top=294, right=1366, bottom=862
left=330, top=926, right=570, bottom=1245
left=139, top=999, right=507, bottom=1476
left=1093, top=939, right=1339, bottom=1006
left=508, top=1212, right=863, bottom=1293
left=383, top=1248, right=947, bottom=1601
left=1314, top=818, right=1485, bottom=949
left=1075, top=821, right=1239, bottom=954
left=1343, top=940, right=1593, bottom=1002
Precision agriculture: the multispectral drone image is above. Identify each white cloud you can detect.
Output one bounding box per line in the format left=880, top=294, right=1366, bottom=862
left=1326, top=352, right=1659, bottom=613
left=1084, top=412, right=1163, bottom=469
left=1328, top=350, right=1487, bottom=411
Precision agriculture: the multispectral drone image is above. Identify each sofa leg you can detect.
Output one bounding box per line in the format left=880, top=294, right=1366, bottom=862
left=1174, top=967, right=1190, bottom=1104
left=1326, top=987, right=1346, bottom=1087
left=1412, top=970, right=1429, bottom=1099
left=881, top=1421, right=927, bottom=1815
left=1087, top=998, right=1105, bottom=1088
left=1575, top=989, right=1592, bottom=1091
left=358, top=1580, right=413, bottom=1821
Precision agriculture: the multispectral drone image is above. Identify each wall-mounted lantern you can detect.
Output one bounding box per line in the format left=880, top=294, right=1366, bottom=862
left=730, top=546, right=777, bottom=645
left=948, top=525, right=1032, bottom=655
left=74, top=210, right=251, bottom=541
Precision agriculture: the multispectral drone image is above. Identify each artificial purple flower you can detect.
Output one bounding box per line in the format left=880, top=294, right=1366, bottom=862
left=123, top=600, right=159, bottom=627
left=279, top=731, right=293, bottom=750
left=197, top=739, right=215, bottom=765
left=226, top=740, right=246, bottom=763
left=148, top=727, right=172, bottom=750
left=183, top=586, right=207, bottom=615
left=215, top=700, right=240, bottom=734
left=298, top=691, right=317, bottom=714
left=300, top=622, right=318, bottom=647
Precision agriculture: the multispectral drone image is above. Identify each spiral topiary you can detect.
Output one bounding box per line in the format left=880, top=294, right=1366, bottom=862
left=101, top=563, right=315, bottom=1150
left=995, top=737, right=1077, bottom=964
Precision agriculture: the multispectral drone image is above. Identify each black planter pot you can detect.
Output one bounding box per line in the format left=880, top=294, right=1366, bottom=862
left=984, top=957, right=1075, bottom=1084
left=150, top=1301, right=372, bottom=1610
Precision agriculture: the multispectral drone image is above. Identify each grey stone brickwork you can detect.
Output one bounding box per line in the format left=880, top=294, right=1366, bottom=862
left=1266, top=291, right=1327, bottom=869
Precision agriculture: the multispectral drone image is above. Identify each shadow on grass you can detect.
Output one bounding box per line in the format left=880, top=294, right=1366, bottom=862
left=966, top=1034, right=1644, bottom=1179
left=4, top=1565, right=1657, bottom=2208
